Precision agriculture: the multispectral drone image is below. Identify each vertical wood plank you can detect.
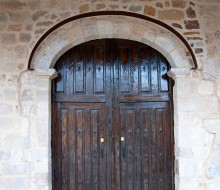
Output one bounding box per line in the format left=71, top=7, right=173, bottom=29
left=120, top=47, right=130, bottom=93
left=157, top=109, right=165, bottom=190
left=126, top=110, right=134, bottom=190
left=74, top=47, right=85, bottom=93
left=85, top=46, right=94, bottom=95
left=91, top=110, right=99, bottom=190
left=54, top=57, right=66, bottom=93
left=134, top=108, right=141, bottom=190
left=95, top=47, right=105, bottom=93
left=76, top=109, right=84, bottom=190
left=142, top=109, right=150, bottom=190
left=84, top=108, right=91, bottom=190
left=120, top=107, right=126, bottom=190
left=61, top=109, right=68, bottom=190
left=69, top=108, right=76, bottom=189
left=66, top=51, right=74, bottom=95
left=150, top=109, right=157, bottom=189
left=150, top=49, right=159, bottom=93
left=139, top=47, right=150, bottom=93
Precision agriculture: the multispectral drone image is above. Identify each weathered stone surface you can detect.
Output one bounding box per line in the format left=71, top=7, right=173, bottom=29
left=35, top=29, right=46, bottom=34
left=129, top=5, right=142, bottom=12
left=144, top=6, right=156, bottom=16
left=186, top=7, right=196, bottom=18
left=172, top=1, right=186, bottom=8
left=207, top=166, right=220, bottom=178
left=79, top=4, right=89, bottom=13
left=158, top=10, right=184, bottom=20
left=2, top=163, right=30, bottom=175
left=3, top=89, right=16, bottom=101
left=32, top=11, right=48, bottom=21
left=184, top=20, right=200, bottom=29
left=0, top=177, right=28, bottom=190
left=8, top=12, right=31, bottom=22
left=204, top=119, right=220, bottom=134
left=0, top=12, right=7, bottom=22
left=0, top=104, right=12, bottom=115
left=0, top=2, right=27, bottom=10
left=34, top=172, right=49, bottom=185
left=0, top=150, right=11, bottom=161
left=198, top=81, right=214, bottom=95
left=36, top=21, right=53, bottom=27
left=21, top=89, right=35, bottom=101
left=195, top=48, right=203, bottom=54
left=8, top=24, right=22, bottom=31
left=172, top=23, right=183, bottom=29
left=1, top=34, right=16, bottom=44
left=156, top=3, right=163, bottom=8
left=19, top=33, right=31, bottom=43
left=96, top=4, right=106, bottom=10
left=214, top=134, right=220, bottom=150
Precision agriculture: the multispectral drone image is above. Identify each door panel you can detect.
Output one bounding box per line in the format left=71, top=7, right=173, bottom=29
left=118, top=102, right=172, bottom=190
left=52, top=39, right=174, bottom=190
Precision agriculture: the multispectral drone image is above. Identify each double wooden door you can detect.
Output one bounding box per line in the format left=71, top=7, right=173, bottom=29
left=52, top=39, right=174, bottom=190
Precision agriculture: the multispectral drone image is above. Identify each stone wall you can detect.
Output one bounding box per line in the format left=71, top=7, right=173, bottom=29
left=0, top=0, right=220, bottom=189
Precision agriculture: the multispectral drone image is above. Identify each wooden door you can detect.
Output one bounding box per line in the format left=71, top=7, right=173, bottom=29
left=52, top=39, right=174, bottom=190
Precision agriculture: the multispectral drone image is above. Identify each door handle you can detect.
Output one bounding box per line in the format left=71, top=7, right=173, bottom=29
left=121, top=137, right=126, bottom=159
left=100, top=138, right=105, bottom=159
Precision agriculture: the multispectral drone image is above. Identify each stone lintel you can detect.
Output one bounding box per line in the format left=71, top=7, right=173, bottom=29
left=35, top=69, right=58, bottom=80
left=168, top=68, right=191, bottom=79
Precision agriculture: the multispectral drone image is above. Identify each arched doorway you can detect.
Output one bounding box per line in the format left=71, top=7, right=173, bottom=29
left=52, top=39, right=174, bottom=190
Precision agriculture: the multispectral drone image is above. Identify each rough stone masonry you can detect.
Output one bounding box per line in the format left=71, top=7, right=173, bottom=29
left=0, top=0, right=220, bottom=189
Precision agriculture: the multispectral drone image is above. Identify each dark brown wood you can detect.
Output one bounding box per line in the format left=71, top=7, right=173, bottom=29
left=52, top=39, right=174, bottom=190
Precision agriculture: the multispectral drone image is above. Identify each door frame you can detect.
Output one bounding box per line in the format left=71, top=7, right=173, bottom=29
left=20, top=13, right=197, bottom=190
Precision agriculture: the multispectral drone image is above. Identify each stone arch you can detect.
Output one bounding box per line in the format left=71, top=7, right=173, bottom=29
left=29, top=12, right=197, bottom=70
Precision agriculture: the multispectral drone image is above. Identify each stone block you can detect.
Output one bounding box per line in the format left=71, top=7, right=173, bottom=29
left=158, top=10, right=184, bottom=20
left=28, top=149, right=49, bottom=162
left=0, top=12, right=7, bottom=22
left=19, top=33, right=31, bottom=43
left=0, top=150, right=11, bottom=161
left=0, top=104, right=12, bottom=115
left=21, top=89, right=35, bottom=101
left=177, top=96, right=207, bottom=112
left=198, top=81, right=214, bottom=95
left=8, top=24, right=22, bottom=31
left=3, top=88, right=16, bottom=101
left=0, top=177, right=28, bottom=190
left=204, top=119, right=220, bottom=134
left=2, top=163, right=30, bottom=175
left=171, top=1, right=186, bottom=8
left=178, top=158, right=196, bottom=177
left=32, top=11, right=48, bottom=21
left=96, top=20, right=113, bottom=35
left=177, top=127, right=211, bottom=147
left=214, top=134, right=220, bottom=150
left=34, top=172, right=49, bottom=186
left=207, top=165, right=220, bottom=178
left=184, top=20, right=200, bottom=29
left=207, top=152, right=220, bottom=167
left=32, top=161, right=49, bottom=173
left=5, top=134, right=25, bottom=149
left=177, top=113, right=202, bottom=128
left=207, top=181, right=220, bottom=190
left=1, top=34, right=16, bottom=44
left=144, top=6, right=156, bottom=16
left=129, top=5, right=142, bottom=12
left=9, top=12, right=31, bottom=22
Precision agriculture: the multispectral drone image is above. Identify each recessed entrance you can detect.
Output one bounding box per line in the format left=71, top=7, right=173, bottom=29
left=52, top=39, right=174, bottom=190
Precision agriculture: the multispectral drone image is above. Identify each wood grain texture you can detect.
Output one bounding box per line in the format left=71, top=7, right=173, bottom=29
left=52, top=39, right=174, bottom=190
